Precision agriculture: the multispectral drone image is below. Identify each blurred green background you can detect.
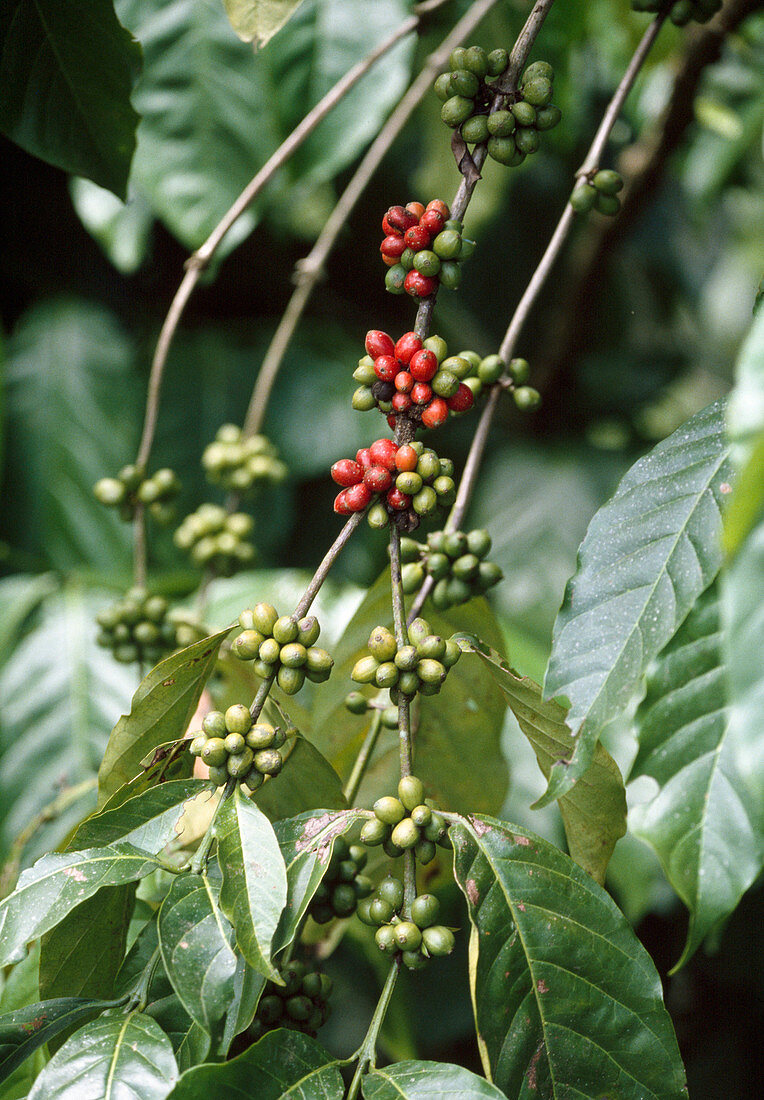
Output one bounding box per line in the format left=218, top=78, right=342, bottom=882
left=1, top=0, right=762, bottom=1094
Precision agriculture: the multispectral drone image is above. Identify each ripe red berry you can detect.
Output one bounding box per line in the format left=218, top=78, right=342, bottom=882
left=404, top=270, right=437, bottom=298
left=420, top=209, right=446, bottom=235
left=387, top=414, right=397, bottom=430
left=426, top=199, right=450, bottom=218
left=356, top=448, right=372, bottom=469
left=380, top=236, right=406, bottom=259
left=394, top=370, right=414, bottom=393
left=395, top=445, right=418, bottom=472
left=365, top=330, right=395, bottom=359
left=421, top=397, right=449, bottom=428
left=381, top=254, right=398, bottom=268
left=404, top=225, right=431, bottom=251
left=392, top=392, right=412, bottom=413
left=406, top=201, right=425, bottom=219
left=374, top=355, right=398, bottom=383
left=345, top=482, right=373, bottom=511
left=364, top=465, right=393, bottom=492
left=409, top=349, right=438, bottom=381
left=386, top=205, right=418, bottom=233
left=369, top=438, right=399, bottom=470
left=447, top=383, right=475, bottom=412
left=394, top=332, right=422, bottom=364
left=331, top=459, right=363, bottom=486
left=334, top=490, right=352, bottom=514
left=387, top=487, right=412, bottom=511
left=381, top=213, right=401, bottom=237
left=411, top=382, right=433, bottom=405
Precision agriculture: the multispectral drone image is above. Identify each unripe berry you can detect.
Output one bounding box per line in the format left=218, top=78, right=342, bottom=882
left=373, top=795, right=406, bottom=825
left=398, top=775, right=425, bottom=810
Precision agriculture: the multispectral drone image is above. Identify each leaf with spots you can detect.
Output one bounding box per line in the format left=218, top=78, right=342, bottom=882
left=450, top=814, right=687, bottom=1099
left=544, top=400, right=731, bottom=803
left=216, top=788, right=287, bottom=982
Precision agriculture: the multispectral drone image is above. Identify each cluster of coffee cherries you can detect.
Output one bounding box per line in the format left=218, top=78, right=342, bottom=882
left=570, top=169, right=624, bottom=217
left=437, top=51, right=561, bottom=167
left=231, top=604, right=333, bottom=695
left=309, top=837, right=373, bottom=924
left=351, top=621, right=461, bottom=701
left=399, top=529, right=503, bottom=610
left=380, top=200, right=476, bottom=298
left=352, top=330, right=474, bottom=429
left=96, top=589, right=178, bottom=665
left=174, top=503, right=255, bottom=575
left=247, top=961, right=332, bottom=1041
left=202, top=424, right=287, bottom=493
left=188, top=705, right=285, bottom=790
left=360, top=777, right=452, bottom=864
left=632, top=0, right=721, bottom=25
left=94, top=465, right=180, bottom=524
left=332, top=437, right=456, bottom=531
left=358, top=879, right=455, bottom=971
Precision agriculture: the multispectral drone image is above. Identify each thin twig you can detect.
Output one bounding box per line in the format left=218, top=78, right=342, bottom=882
left=344, top=710, right=384, bottom=806
left=293, top=511, right=366, bottom=620
left=346, top=961, right=399, bottom=1100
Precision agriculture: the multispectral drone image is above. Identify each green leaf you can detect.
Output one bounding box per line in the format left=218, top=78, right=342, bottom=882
left=145, top=995, right=211, bottom=1072
left=0, top=844, right=160, bottom=967
left=630, top=583, right=763, bottom=969
left=40, top=885, right=135, bottom=1004
left=158, top=869, right=237, bottom=1036
left=726, top=305, right=764, bottom=464
left=459, top=638, right=626, bottom=884
left=27, top=1011, right=178, bottom=1100
left=97, top=628, right=232, bottom=806
left=273, top=809, right=360, bottom=953
left=165, top=1028, right=343, bottom=1098
left=450, top=815, right=687, bottom=1099
left=3, top=299, right=139, bottom=571
left=254, top=736, right=346, bottom=821
left=216, top=788, right=287, bottom=981
left=73, top=779, right=210, bottom=852
left=0, top=585, right=135, bottom=863
left=69, top=178, right=154, bottom=276
left=0, top=573, right=58, bottom=669
left=362, top=1061, right=506, bottom=1099
left=219, top=957, right=265, bottom=1056
left=544, top=400, right=731, bottom=802
left=223, top=0, right=307, bottom=45
left=0, top=997, right=121, bottom=1087
left=0, top=0, right=140, bottom=197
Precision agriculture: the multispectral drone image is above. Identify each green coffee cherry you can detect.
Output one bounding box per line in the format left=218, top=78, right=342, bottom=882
left=441, top=96, right=474, bottom=128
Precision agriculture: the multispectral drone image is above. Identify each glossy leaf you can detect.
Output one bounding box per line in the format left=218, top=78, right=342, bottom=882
left=145, top=996, right=211, bottom=1072
left=216, top=788, right=287, bottom=981
left=158, top=869, right=237, bottom=1035
left=3, top=299, right=139, bottom=572
left=631, top=583, right=763, bottom=969
left=0, top=584, right=134, bottom=863
left=362, top=1061, right=506, bottom=1099
left=223, top=0, right=306, bottom=45
left=0, top=0, right=140, bottom=197
left=27, top=1011, right=178, bottom=1100
left=0, top=844, right=160, bottom=967
left=544, top=400, right=731, bottom=802
left=0, top=997, right=119, bottom=1086
left=220, top=957, right=265, bottom=1056
left=73, top=779, right=210, bottom=852
left=450, top=814, right=687, bottom=1099
left=459, top=637, right=626, bottom=884
left=97, top=627, right=231, bottom=806
left=273, top=809, right=360, bottom=952
left=254, top=736, right=346, bottom=822
left=165, top=1028, right=343, bottom=1098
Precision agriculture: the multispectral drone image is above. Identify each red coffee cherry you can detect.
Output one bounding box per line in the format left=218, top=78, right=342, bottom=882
left=387, top=487, right=412, bottom=511
left=403, top=225, right=431, bottom=251
left=380, top=236, right=406, bottom=259
left=374, top=355, right=398, bottom=383
left=369, top=439, right=399, bottom=470
left=381, top=213, right=400, bottom=237
left=404, top=271, right=437, bottom=297
left=356, top=448, right=373, bottom=469
left=392, top=393, right=412, bottom=413
left=331, top=459, right=363, bottom=486
left=345, top=483, right=373, bottom=511
left=409, top=349, right=438, bottom=381
left=426, top=199, right=450, bottom=218
left=395, top=445, right=418, bottom=472
left=447, top=383, right=475, bottom=412
left=394, top=371, right=414, bottom=393
left=395, top=332, right=423, bottom=364
left=411, top=382, right=433, bottom=405
left=364, top=465, right=393, bottom=492
left=386, top=205, right=418, bottom=233
left=420, top=209, right=446, bottom=235
left=334, top=489, right=352, bottom=514
left=365, top=331, right=395, bottom=359
left=421, top=397, right=449, bottom=428
left=387, top=414, right=397, bottom=430
left=406, top=201, right=425, bottom=219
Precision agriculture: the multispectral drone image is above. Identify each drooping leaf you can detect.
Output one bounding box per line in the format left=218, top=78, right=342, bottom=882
left=158, top=868, right=237, bottom=1036
left=73, top=779, right=210, bottom=852
left=273, top=809, right=361, bottom=953
left=3, top=299, right=140, bottom=572
left=0, top=0, right=140, bottom=197
left=450, top=815, right=687, bottom=1099
left=0, top=997, right=122, bottom=1087
left=216, top=788, right=287, bottom=981
left=27, top=1011, right=178, bottom=1100
left=145, top=995, right=211, bottom=1072
left=362, top=1060, right=506, bottom=1099
left=630, top=582, right=763, bottom=969
left=69, top=178, right=154, bottom=276
left=254, top=737, right=346, bottom=822
left=97, top=628, right=231, bottom=806
left=0, top=845, right=160, bottom=967
left=0, top=584, right=136, bottom=865
left=0, top=574, right=58, bottom=669
left=544, top=400, right=731, bottom=802
left=165, top=1028, right=343, bottom=1098
left=223, top=0, right=306, bottom=45
left=219, top=956, right=265, bottom=1056
left=458, top=637, right=626, bottom=884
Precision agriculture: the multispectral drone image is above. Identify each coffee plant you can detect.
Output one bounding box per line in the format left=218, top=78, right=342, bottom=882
left=1, top=1, right=762, bottom=1097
